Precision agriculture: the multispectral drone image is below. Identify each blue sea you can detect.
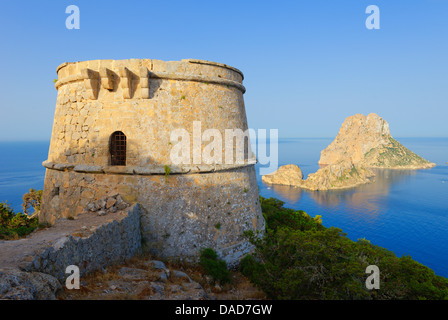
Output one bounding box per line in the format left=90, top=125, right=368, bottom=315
left=1, top=139, right=447, bottom=277
left=256, top=137, right=448, bottom=277
left=0, top=142, right=49, bottom=212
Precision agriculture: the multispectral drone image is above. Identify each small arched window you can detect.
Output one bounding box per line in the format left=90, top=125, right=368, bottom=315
left=110, top=131, right=126, bottom=166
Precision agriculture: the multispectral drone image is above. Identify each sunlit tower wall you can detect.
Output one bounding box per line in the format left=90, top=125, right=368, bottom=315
left=40, top=58, right=265, bottom=264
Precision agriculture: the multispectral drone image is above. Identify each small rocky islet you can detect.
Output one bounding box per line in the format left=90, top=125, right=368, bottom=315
left=262, top=113, right=435, bottom=191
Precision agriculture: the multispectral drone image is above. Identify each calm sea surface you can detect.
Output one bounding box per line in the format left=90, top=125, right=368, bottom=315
left=256, top=137, right=448, bottom=277
left=1, top=139, right=447, bottom=276
left=0, top=142, right=49, bottom=212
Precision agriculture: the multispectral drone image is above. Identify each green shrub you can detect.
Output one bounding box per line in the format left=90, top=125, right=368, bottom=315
left=164, top=165, right=171, bottom=181
left=259, top=196, right=324, bottom=232
left=199, top=248, right=231, bottom=285
left=0, top=202, right=39, bottom=240
left=241, top=197, right=448, bottom=300
left=0, top=189, right=43, bottom=240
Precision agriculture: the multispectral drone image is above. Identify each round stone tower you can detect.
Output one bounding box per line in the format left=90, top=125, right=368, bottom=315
left=40, top=58, right=265, bottom=265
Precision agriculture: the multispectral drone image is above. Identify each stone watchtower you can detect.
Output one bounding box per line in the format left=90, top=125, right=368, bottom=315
left=40, top=58, right=265, bottom=264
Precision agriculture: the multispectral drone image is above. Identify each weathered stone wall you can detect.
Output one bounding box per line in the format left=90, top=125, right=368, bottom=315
left=24, top=204, right=142, bottom=282
left=40, top=166, right=264, bottom=266
left=41, top=58, right=265, bottom=266
left=0, top=204, right=142, bottom=299
left=47, top=59, right=248, bottom=167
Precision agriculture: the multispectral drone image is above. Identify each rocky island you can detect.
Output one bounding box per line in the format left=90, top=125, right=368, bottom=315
left=262, top=113, right=436, bottom=191
left=318, top=113, right=435, bottom=170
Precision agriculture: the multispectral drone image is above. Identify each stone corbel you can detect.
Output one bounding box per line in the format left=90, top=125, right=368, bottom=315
left=99, top=67, right=115, bottom=90
left=81, top=68, right=100, bottom=100
left=120, top=67, right=132, bottom=99
left=140, top=67, right=150, bottom=99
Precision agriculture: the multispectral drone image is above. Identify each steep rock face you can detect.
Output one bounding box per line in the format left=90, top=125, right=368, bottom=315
left=261, top=164, right=303, bottom=187
left=319, top=113, right=435, bottom=169
left=262, top=113, right=435, bottom=191
left=319, top=113, right=390, bottom=165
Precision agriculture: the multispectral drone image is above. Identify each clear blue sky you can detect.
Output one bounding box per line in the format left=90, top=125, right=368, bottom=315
left=0, top=0, right=447, bottom=141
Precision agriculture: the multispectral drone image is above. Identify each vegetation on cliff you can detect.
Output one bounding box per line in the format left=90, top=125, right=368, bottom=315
left=319, top=113, right=435, bottom=169
left=241, top=197, right=448, bottom=300
left=3, top=188, right=446, bottom=300
left=262, top=114, right=435, bottom=191
left=364, top=137, right=433, bottom=168
left=199, top=248, right=231, bottom=285
left=0, top=202, right=39, bottom=240
left=0, top=189, right=43, bottom=240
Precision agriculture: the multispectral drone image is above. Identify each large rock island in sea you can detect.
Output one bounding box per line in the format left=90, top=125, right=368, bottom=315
left=262, top=113, right=435, bottom=191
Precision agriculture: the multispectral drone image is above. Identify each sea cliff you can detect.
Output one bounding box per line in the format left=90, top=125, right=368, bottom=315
left=262, top=113, right=435, bottom=190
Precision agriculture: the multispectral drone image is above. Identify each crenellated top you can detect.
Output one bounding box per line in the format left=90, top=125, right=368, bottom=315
left=54, top=59, right=246, bottom=99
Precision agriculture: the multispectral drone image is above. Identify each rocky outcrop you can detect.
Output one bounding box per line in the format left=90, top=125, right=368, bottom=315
left=301, top=161, right=375, bottom=191
left=0, top=268, right=61, bottom=300
left=263, top=162, right=375, bottom=191
left=60, top=260, right=209, bottom=300
left=261, top=164, right=303, bottom=187
left=262, top=113, right=435, bottom=190
left=319, top=113, right=435, bottom=169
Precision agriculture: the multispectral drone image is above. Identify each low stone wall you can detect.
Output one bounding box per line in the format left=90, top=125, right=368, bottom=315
left=40, top=166, right=265, bottom=267
left=0, top=204, right=142, bottom=299
left=23, top=204, right=142, bottom=282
